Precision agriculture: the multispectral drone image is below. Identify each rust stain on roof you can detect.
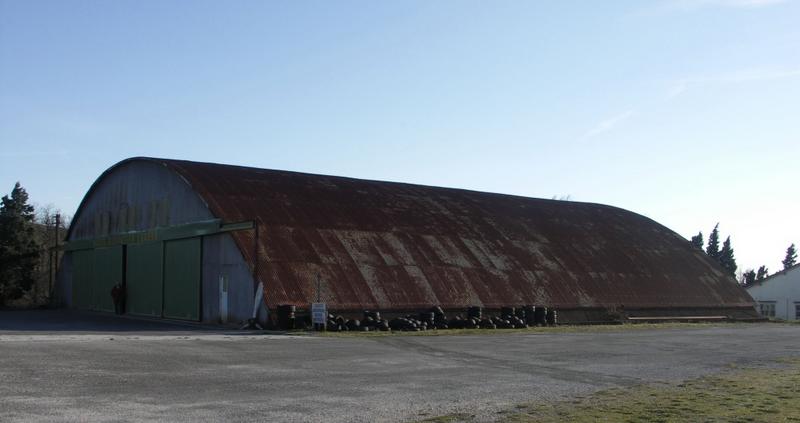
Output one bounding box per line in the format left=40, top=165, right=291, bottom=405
left=148, top=158, right=754, bottom=312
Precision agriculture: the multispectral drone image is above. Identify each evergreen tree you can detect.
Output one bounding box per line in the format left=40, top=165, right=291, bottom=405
left=782, top=243, right=797, bottom=270
left=690, top=232, right=704, bottom=250
left=706, top=223, right=721, bottom=260
left=718, top=236, right=737, bottom=276
left=0, top=182, right=40, bottom=303
left=741, top=269, right=756, bottom=286
left=756, top=265, right=769, bottom=281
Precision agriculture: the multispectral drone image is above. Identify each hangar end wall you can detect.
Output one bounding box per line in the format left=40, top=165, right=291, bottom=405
left=60, top=160, right=257, bottom=325
left=202, top=233, right=256, bottom=324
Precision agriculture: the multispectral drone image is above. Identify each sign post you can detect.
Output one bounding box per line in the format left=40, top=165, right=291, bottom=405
left=311, top=302, right=327, bottom=331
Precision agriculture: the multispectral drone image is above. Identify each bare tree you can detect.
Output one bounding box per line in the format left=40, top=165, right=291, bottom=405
left=32, top=203, right=70, bottom=305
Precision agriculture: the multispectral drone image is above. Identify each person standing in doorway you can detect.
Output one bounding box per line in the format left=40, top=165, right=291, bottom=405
left=110, top=283, right=125, bottom=315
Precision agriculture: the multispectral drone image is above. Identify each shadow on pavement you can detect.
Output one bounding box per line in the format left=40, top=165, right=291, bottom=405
left=0, top=309, right=224, bottom=333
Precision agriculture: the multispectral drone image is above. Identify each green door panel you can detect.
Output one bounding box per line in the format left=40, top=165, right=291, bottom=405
left=72, top=249, right=94, bottom=310
left=92, top=246, right=123, bottom=312
left=126, top=242, right=163, bottom=317
left=163, top=237, right=201, bottom=321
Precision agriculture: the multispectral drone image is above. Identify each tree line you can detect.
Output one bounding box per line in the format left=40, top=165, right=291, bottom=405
left=690, top=224, right=796, bottom=286
left=0, top=182, right=69, bottom=306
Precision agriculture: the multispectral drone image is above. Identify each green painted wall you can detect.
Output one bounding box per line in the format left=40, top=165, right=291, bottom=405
left=126, top=242, right=163, bottom=317
left=91, top=246, right=123, bottom=312
left=163, top=237, right=201, bottom=321
left=72, top=249, right=94, bottom=310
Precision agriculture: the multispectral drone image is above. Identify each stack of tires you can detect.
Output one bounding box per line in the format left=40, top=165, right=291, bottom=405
left=431, top=306, right=448, bottom=329
left=276, top=304, right=296, bottom=330
left=362, top=310, right=390, bottom=331
left=389, top=315, right=429, bottom=331
left=324, top=311, right=391, bottom=332
left=546, top=308, right=558, bottom=326
left=532, top=306, right=547, bottom=326
left=467, top=306, right=482, bottom=320
left=309, top=304, right=557, bottom=332
left=523, top=305, right=537, bottom=326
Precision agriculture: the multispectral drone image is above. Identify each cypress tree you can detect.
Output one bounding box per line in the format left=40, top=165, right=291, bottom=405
left=741, top=269, right=756, bottom=286
left=706, top=223, right=720, bottom=260
left=690, top=232, right=704, bottom=250
left=718, top=236, right=737, bottom=276
left=0, top=182, right=40, bottom=303
left=782, top=244, right=797, bottom=270
left=756, top=265, right=769, bottom=281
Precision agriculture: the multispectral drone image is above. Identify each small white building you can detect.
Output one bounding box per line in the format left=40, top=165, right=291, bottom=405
left=746, top=264, right=800, bottom=320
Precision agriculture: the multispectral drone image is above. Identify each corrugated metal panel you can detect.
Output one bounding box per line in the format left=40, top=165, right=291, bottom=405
left=152, top=158, right=755, bottom=312
left=72, top=157, right=757, bottom=314
left=57, top=253, right=74, bottom=307
left=67, top=160, right=214, bottom=241
left=72, top=249, right=93, bottom=310
left=126, top=241, right=163, bottom=317
left=92, top=246, right=122, bottom=312
left=163, top=237, right=201, bottom=321
left=201, top=233, right=255, bottom=324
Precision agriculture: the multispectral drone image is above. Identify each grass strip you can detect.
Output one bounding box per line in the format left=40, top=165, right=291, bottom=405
left=419, top=358, right=800, bottom=423
left=315, top=322, right=776, bottom=338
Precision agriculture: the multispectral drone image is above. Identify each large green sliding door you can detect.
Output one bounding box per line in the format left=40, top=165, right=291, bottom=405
left=163, top=237, right=201, bottom=321
left=126, top=242, right=163, bottom=317
left=72, top=249, right=94, bottom=310
left=92, top=246, right=123, bottom=312
left=70, top=236, right=201, bottom=319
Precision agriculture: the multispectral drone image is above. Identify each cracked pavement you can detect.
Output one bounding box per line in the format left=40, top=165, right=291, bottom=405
left=1, top=310, right=798, bottom=422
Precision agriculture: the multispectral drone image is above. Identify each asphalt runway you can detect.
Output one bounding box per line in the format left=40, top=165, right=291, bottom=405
left=1, top=310, right=798, bottom=422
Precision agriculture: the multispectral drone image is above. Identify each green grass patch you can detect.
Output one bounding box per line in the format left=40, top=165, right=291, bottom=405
left=416, top=413, right=474, bottom=423
left=421, top=358, right=800, bottom=423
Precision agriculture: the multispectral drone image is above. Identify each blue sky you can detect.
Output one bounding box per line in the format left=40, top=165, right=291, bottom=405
left=1, top=0, right=798, bottom=274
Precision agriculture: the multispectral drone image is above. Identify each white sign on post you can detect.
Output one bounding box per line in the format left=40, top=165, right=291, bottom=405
left=311, top=303, right=327, bottom=325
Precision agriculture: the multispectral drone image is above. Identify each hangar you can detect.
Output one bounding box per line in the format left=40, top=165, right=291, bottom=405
left=57, top=157, right=758, bottom=325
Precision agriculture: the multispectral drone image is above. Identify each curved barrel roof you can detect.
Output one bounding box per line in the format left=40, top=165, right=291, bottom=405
left=130, top=157, right=753, bottom=312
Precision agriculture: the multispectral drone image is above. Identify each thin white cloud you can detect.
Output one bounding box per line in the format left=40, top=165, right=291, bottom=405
left=668, top=81, right=689, bottom=98
left=708, top=0, right=785, bottom=8
left=711, top=66, right=800, bottom=82
left=668, top=65, right=800, bottom=98
left=637, top=0, right=787, bottom=15
left=583, top=110, right=635, bottom=138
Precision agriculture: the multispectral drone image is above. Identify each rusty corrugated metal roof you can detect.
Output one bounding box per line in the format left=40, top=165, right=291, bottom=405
left=139, top=157, right=756, bottom=312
